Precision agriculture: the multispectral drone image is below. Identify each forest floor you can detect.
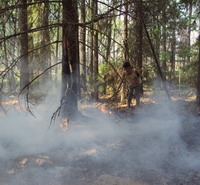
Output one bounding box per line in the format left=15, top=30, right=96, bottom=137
left=1, top=88, right=200, bottom=185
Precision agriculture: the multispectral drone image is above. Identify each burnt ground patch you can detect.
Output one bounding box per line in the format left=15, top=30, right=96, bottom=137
left=1, top=99, right=200, bottom=185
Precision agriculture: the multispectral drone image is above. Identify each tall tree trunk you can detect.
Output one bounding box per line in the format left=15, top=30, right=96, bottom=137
left=61, top=0, right=79, bottom=119
left=89, top=0, right=94, bottom=98
left=104, top=19, right=113, bottom=96
left=123, top=0, right=128, bottom=63
left=2, top=7, right=17, bottom=93
left=19, top=0, right=29, bottom=93
left=187, top=1, right=192, bottom=63
left=169, top=29, right=176, bottom=84
left=41, top=0, right=51, bottom=84
left=120, top=0, right=128, bottom=103
left=161, top=0, right=167, bottom=81
left=80, top=0, right=87, bottom=96
left=196, top=34, right=200, bottom=105
left=135, top=0, right=143, bottom=93
left=55, top=2, right=61, bottom=83
left=105, top=19, right=112, bottom=63
left=93, top=0, right=99, bottom=100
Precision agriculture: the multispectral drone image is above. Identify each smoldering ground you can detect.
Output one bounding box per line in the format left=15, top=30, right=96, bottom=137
left=1, top=95, right=200, bottom=185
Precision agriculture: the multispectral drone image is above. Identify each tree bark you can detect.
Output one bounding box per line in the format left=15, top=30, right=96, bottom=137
left=120, top=0, right=129, bottom=103
left=161, top=0, right=167, bottom=81
left=2, top=7, right=17, bottom=92
left=41, top=0, right=51, bottom=84
left=19, top=0, right=29, bottom=93
left=123, top=0, right=128, bottom=63
left=135, top=0, right=143, bottom=93
left=61, top=0, right=79, bottom=119
left=79, top=0, right=87, bottom=96
left=93, top=0, right=99, bottom=100
left=196, top=34, right=200, bottom=105
left=169, top=29, right=176, bottom=84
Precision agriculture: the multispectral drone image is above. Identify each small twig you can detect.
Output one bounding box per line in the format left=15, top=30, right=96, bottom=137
left=49, top=92, right=68, bottom=128
left=49, top=104, right=62, bottom=128
left=19, top=62, right=62, bottom=96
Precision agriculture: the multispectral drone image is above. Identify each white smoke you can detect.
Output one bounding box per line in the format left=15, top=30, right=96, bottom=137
left=0, top=90, right=200, bottom=185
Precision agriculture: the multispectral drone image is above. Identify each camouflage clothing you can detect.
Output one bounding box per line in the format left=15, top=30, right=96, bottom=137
left=122, top=62, right=142, bottom=107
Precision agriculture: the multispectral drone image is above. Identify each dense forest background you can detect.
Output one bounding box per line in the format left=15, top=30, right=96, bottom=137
left=0, top=0, right=199, bottom=118
left=1, top=2, right=200, bottom=184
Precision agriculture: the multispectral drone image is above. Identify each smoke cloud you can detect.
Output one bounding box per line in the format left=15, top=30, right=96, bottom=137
left=0, top=92, right=200, bottom=185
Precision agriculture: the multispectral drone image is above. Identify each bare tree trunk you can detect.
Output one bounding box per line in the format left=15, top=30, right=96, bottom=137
left=89, top=0, right=94, bottom=98
left=123, top=0, right=128, bottom=63
left=187, top=2, right=192, bottom=64
left=105, top=20, right=112, bottom=63
left=120, top=0, right=128, bottom=103
left=88, top=0, right=99, bottom=100
left=135, top=0, right=143, bottom=93
left=55, top=2, right=61, bottom=83
left=19, top=0, right=29, bottom=93
left=41, top=0, right=51, bottom=84
left=2, top=10, right=17, bottom=93
left=161, top=0, right=167, bottom=81
left=103, top=17, right=113, bottom=96
left=61, top=0, right=79, bottom=119
left=79, top=0, right=87, bottom=96
left=196, top=34, right=200, bottom=105
left=169, top=29, right=176, bottom=84
left=93, top=0, right=99, bottom=100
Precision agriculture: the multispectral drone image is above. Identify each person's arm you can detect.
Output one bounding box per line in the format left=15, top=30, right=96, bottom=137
left=117, top=72, right=125, bottom=90
left=135, top=69, right=142, bottom=84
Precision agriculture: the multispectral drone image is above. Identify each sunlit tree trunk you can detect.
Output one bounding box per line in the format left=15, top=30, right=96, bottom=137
left=19, top=0, right=29, bottom=93
left=89, top=0, right=94, bottom=98
left=61, top=0, right=79, bottom=119
left=135, top=0, right=143, bottom=93
left=105, top=20, right=112, bottom=63
left=196, top=34, right=200, bottom=105
left=93, top=0, right=99, bottom=100
left=120, top=0, right=128, bottom=103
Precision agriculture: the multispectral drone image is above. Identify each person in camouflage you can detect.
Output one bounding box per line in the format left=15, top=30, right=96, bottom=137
left=122, top=62, right=142, bottom=108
